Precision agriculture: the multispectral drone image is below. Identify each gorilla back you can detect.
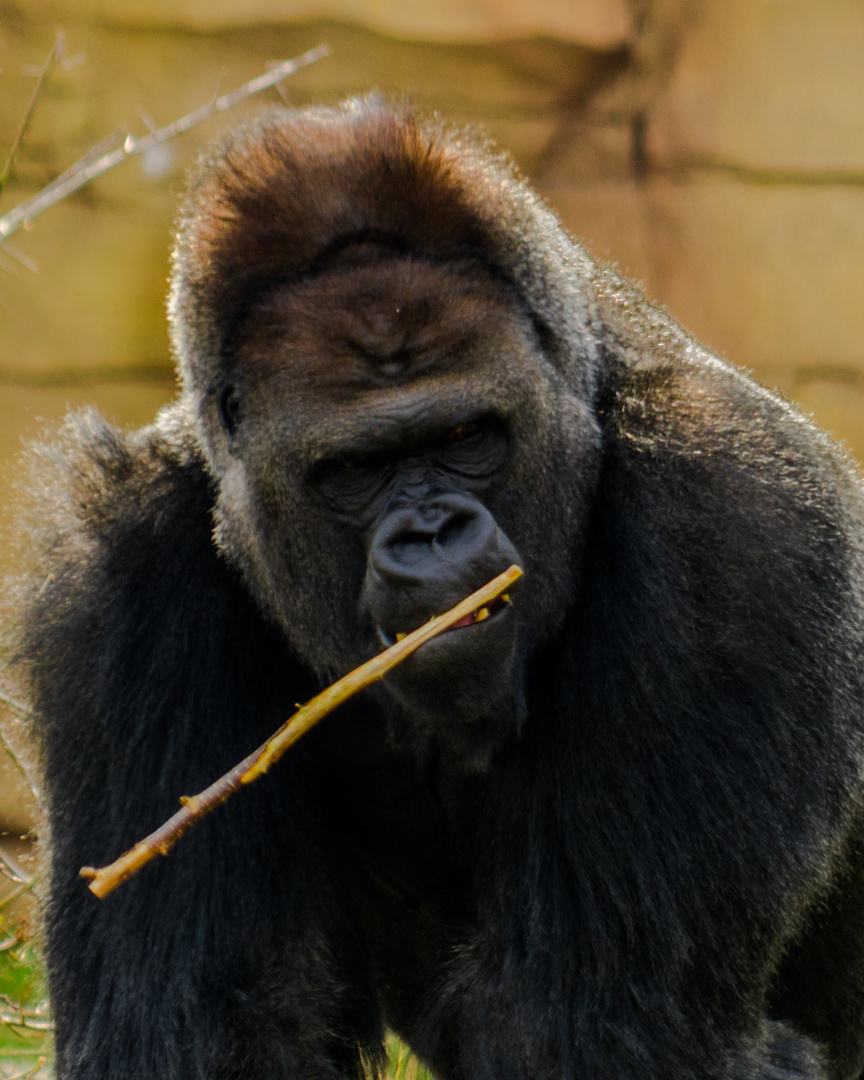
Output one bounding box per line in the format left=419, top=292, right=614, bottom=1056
left=12, top=98, right=864, bottom=1080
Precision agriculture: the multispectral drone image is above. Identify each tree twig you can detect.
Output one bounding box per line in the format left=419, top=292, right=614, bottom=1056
left=0, top=44, right=329, bottom=243
left=0, top=34, right=63, bottom=195
left=0, top=689, right=29, bottom=721
left=0, top=847, right=32, bottom=885
left=0, top=871, right=41, bottom=912
left=81, top=565, right=523, bottom=899
left=3, top=1058, right=48, bottom=1080
left=0, top=692, right=41, bottom=806
left=0, top=995, right=53, bottom=1032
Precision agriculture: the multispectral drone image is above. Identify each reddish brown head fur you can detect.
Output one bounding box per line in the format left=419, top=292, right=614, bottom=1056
left=168, top=96, right=598, bottom=431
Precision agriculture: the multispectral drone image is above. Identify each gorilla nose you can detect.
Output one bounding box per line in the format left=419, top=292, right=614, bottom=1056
left=370, top=494, right=502, bottom=584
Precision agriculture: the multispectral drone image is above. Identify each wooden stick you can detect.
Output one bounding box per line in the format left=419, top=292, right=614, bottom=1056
left=80, top=565, right=523, bottom=898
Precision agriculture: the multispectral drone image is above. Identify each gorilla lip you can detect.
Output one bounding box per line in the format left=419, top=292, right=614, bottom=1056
left=387, top=592, right=512, bottom=644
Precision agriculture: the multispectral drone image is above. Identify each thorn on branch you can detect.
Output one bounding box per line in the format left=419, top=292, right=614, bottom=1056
left=136, top=109, right=159, bottom=136
left=0, top=242, right=38, bottom=273
left=0, top=43, right=329, bottom=244
left=0, top=33, right=64, bottom=196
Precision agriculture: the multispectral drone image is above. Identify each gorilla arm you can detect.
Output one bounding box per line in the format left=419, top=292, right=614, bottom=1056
left=17, top=406, right=382, bottom=1080
left=407, top=336, right=864, bottom=1080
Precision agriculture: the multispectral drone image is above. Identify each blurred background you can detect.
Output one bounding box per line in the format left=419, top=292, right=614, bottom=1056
left=0, top=0, right=863, bottom=971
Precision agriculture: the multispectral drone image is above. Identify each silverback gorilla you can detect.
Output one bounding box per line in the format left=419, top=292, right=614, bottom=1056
left=11, top=97, right=864, bottom=1080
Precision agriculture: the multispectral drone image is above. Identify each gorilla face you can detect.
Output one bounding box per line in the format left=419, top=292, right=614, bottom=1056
left=206, top=249, right=602, bottom=746
left=323, top=396, right=522, bottom=714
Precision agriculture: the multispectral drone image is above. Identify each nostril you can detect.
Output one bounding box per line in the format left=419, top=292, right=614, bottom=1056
left=436, top=513, right=474, bottom=549
left=365, top=495, right=521, bottom=635
left=372, top=497, right=495, bottom=580
left=388, top=529, right=436, bottom=565
left=384, top=510, right=479, bottom=566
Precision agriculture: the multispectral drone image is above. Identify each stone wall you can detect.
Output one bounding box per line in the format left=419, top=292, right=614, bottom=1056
left=2, top=1, right=862, bottom=452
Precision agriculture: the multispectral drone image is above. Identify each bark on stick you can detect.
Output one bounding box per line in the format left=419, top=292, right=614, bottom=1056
left=80, top=564, right=523, bottom=899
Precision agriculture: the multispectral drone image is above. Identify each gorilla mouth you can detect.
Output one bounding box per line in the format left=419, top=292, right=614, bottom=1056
left=432, top=592, right=511, bottom=632
left=380, top=593, right=512, bottom=647
left=375, top=584, right=520, bottom=727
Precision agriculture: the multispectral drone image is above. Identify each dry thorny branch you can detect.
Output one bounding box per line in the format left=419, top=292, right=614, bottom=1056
left=0, top=34, right=63, bottom=197
left=0, top=42, right=329, bottom=247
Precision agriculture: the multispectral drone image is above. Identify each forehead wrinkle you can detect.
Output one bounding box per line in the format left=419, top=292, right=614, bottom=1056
left=232, top=257, right=528, bottom=391
left=297, top=381, right=487, bottom=461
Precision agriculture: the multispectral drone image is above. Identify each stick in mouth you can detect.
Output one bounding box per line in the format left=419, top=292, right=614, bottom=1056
left=394, top=592, right=511, bottom=639
left=80, top=564, right=523, bottom=899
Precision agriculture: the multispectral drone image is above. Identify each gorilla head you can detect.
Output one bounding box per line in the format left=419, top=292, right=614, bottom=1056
left=170, top=101, right=601, bottom=751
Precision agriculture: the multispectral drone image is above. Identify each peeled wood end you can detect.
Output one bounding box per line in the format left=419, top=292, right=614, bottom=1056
left=80, top=839, right=162, bottom=898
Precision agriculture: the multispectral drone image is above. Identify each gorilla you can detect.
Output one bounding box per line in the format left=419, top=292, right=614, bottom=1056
left=11, top=97, right=864, bottom=1080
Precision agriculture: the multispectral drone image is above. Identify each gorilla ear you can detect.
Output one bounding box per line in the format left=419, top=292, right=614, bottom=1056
left=218, top=385, right=242, bottom=435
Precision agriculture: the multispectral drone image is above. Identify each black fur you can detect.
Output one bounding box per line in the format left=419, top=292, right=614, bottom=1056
left=10, top=98, right=864, bottom=1080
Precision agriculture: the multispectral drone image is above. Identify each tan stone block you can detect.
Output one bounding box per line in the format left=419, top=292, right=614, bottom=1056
left=544, top=177, right=864, bottom=378
left=649, top=0, right=864, bottom=172
left=35, top=0, right=632, bottom=47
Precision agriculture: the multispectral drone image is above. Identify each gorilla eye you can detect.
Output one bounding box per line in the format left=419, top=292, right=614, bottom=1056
left=436, top=416, right=507, bottom=480
left=446, top=423, right=480, bottom=442
left=218, top=385, right=242, bottom=435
